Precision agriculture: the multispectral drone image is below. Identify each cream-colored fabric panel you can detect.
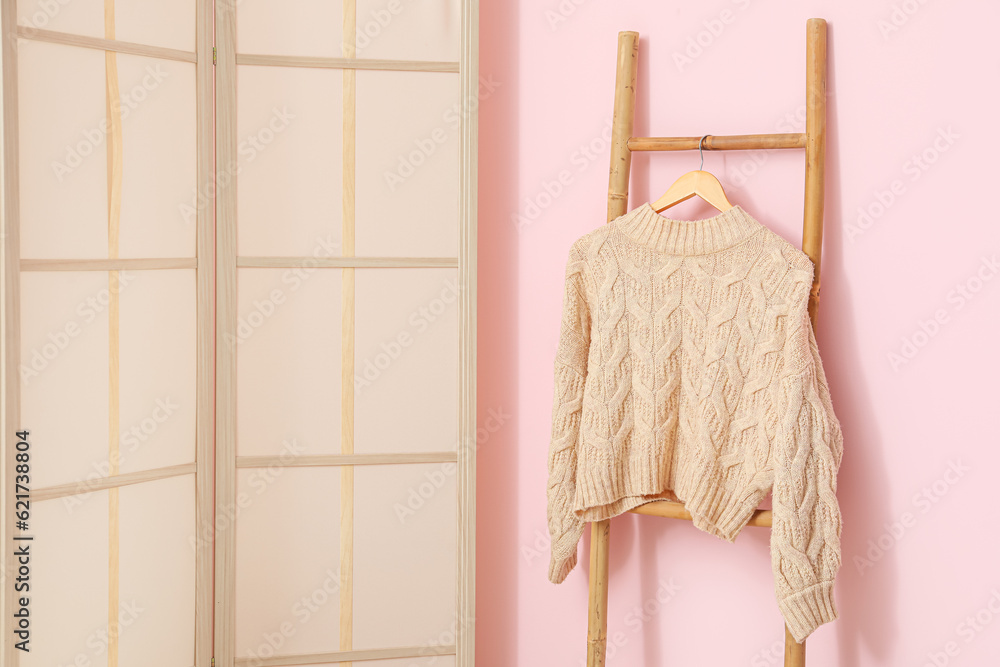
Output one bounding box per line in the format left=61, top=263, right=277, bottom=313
left=355, top=70, right=459, bottom=257
left=236, top=0, right=345, bottom=57
left=354, top=268, right=457, bottom=453
left=236, top=268, right=343, bottom=456
left=20, top=272, right=110, bottom=487
left=118, top=475, right=196, bottom=666
left=118, top=270, right=196, bottom=474
left=114, top=0, right=196, bottom=51
left=236, top=66, right=344, bottom=258
left=353, top=464, right=455, bottom=649
left=234, top=467, right=342, bottom=658
left=354, top=0, right=460, bottom=61
left=17, top=40, right=108, bottom=259
left=118, top=55, right=197, bottom=259
left=26, top=492, right=110, bottom=667
left=16, top=0, right=105, bottom=39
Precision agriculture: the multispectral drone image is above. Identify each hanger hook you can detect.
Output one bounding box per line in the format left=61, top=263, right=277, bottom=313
left=698, top=134, right=710, bottom=171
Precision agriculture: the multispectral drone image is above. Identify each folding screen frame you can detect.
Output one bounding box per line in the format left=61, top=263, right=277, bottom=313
left=1, top=1, right=477, bottom=666
left=214, top=0, right=478, bottom=665
left=1, top=1, right=216, bottom=666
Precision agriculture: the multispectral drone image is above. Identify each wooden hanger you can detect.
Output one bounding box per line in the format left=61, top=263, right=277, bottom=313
left=649, top=134, right=734, bottom=213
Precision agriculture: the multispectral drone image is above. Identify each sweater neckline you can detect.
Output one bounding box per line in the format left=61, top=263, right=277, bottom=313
left=615, top=201, right=766, bottom=255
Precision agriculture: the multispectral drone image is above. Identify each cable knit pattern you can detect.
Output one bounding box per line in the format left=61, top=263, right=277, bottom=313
left=546, top=202, right=844, bottom=642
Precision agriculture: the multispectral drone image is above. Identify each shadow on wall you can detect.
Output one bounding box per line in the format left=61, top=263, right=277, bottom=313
left=822, top=23, right=898, bottom=667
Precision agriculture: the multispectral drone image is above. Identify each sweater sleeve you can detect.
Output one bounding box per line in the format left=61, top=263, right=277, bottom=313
left=769, top=276, right=845, bottom=643
left=546, top=242, right=591, bottom=584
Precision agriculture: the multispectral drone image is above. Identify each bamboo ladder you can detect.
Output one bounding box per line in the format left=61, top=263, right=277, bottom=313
left=587, top=18, right=829, bottom=667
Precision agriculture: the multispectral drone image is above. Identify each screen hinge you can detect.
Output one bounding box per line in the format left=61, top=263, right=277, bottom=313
left=212, top=46, right=217, bottom=65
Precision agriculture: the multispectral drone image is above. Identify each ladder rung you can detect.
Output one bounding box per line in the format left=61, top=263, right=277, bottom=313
left=628, top=133, right=806, bottom=152
left=629, top=500, right=774, bottom=528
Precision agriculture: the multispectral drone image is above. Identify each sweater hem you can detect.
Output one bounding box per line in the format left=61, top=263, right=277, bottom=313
left=572, top=458, right=765, bottom=543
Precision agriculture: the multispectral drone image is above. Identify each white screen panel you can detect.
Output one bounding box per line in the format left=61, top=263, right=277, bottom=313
left=355, top=70, right=459, bottom=257
left=17, top=40, right=108, bottom=259
left=355, top=269, right=458, bottom=454
left=118, top=55, right=198, bottom=258
left=26, top=492, right=110, bottom=667
left=236, top=65, right=344, bottom=258
left=234, top=467, right=342, bottom=658
left=236, top=268, right=342, bottom=457
left=236, top=0, right=345, bottom=58
left=118, top=270, right=197, bottom=474
left=20, top=272, right=110, bottom=488
left=115, top=0, right=196, bottom=52
left=118, top=475, right=197, bottom=666
left=355, top=0, right=461, bottom=62
left=353, top=464, right=456, bottom=650
left=16, top=0, right=105, bottom=41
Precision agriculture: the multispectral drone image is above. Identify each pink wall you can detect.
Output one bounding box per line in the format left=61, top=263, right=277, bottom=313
left=477, top=1, right=1000, bottom=665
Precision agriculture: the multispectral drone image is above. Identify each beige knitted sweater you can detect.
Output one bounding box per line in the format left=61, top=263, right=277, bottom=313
left=546, top=202, right=844, bottom=642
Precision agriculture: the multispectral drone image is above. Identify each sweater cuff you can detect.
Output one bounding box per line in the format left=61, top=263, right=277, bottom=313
left=548, top=548, right=578, bottom=584
left=777, top=581, right=838, bottom=643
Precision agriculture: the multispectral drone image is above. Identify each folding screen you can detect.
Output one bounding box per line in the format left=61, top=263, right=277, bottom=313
left=3, top=1, right=476, bottom=665
left=212, top=1, right=476, bottom=666
left=1, top=1, right=215, bottom=667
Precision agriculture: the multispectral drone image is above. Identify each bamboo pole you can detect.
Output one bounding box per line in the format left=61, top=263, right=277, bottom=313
left=629, top=133, right=806, bottom=152
left=802, top=17, right=827, bottom=330
left=586, top=521, right=611, bottom=666
left=785, top=624, right=807, bottom=665
left=782, top=18, right=828, bottom=667
left=606, top=31, right=638, bottom=224
left=587, top=29, right=638, bottom=667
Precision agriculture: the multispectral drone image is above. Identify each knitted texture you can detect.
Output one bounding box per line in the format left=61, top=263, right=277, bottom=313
left=546, top=202, right=844, bottom=643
